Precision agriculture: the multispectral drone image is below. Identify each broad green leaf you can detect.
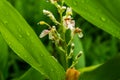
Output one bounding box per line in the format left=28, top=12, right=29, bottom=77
left=0, top=0, right=65, bottom=80
left=73, top=35, right=85, bottom=69
left=65, top=29, right=71, bottom=44
left=65, top=0, right=120, bottom=39
left=0, top=33, right=8, bottom=80
left=18, top=68, right=45, bottom=80
left=79, top=54, right=120, bottom=80
left=64, top=1, right=120, bottom=79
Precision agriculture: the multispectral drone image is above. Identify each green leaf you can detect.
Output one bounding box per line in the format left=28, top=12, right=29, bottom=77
left=0, top=33, right=8, bottom=80
left=65, top=0, right=120, bottom=39
left=18, top=68, right=45, bottom=80
left=65, top=29, right=71, bottom=44
left=0, top=0, right=65, bottom=80
left=79, top=55, right=120, bottom=80
left=73, top=35, right=85, bottom=69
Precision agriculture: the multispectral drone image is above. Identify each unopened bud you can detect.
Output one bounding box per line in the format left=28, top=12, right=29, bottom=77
left=78, top=32, right=83, bottom=38
left=62, top=6, right=66, bottom=10
left=50, top=0, right=58, bottom=4
left=74, top=27, right=82, bottom=33
left=39, top=21, right=46, bottom=25
left=76, top=51, right=83, bottom=59
left=74, top=28, right=83, bottom=38
left=66, top=7, right=72, bottom=16
left=43, top=10, right=50, bottom=15
left=66, top=68, right=80, bottom=80
left=39, top=30, right=50, bottom=38
left=71, top=43, right=75, bottom=49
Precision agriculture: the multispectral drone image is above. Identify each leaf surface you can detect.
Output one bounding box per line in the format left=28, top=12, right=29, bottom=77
left=0, top=1, right=65, bottom=80
left=65, top=0, right=120, bottom=39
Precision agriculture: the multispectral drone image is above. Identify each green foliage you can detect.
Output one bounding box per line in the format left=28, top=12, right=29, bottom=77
left=79, top=55, right=120, bottom=80
left=65, top=0, right=120, bottom=39
left=0, top=0, right=120, bottom=80
left=73, top=35, right=85, bottom=69
left=0, top=34, right=8, bottom=80
left=0, top=0, right=65, bottom=80
left=65, top=0, right=120, bottom=79
left=18, top=68, right=45, bottom=80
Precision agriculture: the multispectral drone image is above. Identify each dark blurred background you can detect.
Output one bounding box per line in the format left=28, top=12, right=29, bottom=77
left=6, top=0, right=120, bottom=79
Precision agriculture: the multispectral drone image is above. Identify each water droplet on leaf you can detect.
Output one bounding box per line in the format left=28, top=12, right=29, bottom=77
left=51, top=68, right=54, bottom=72
left=8, top=42, right=11, bottom=45
left=19, top=34, right=22, bottom=38
left=100, top=17, right=106, bottom=22
left=4, top=21, right=8, bottom=24
left=26, top=31, right=30, bottom=36
left=81, top=0, right=85, bottom=3
left=73, top=1, right=77, bottom=6
left=78, top=32, right=83, bottom=38
left=40, top=54, right=44, bottom=57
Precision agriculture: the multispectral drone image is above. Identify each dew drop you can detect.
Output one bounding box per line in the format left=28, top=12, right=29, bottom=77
left=100, top=17, right=106, bottom=22
left=38, top=65, right=42, bottom=67
left=4, top=21, right=8, bottom=24
left=81, top=0, right=85, bottom=3
left=73, top=1, right=77, bottom=6
left=51, top=68, right=54, bottom=72
left=8, top=42, right=12, bottom=45
left=78, top=32, right=83, bottom=38
left=26, top=31, right=30, bottom=36
left=17, top=26, right=23, bottom=34
left=84, top=7, right=88, bottom=10
left=40, top=54, right=44, bottom=57
left=24, top=55, right=27, bottom=58
left=19, top=34, right=22, bottom=38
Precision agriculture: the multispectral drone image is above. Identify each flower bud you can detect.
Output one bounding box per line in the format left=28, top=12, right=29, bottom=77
left=39, top=30, right=50, bottom=38
left=66, top=68, right=80, bottom=80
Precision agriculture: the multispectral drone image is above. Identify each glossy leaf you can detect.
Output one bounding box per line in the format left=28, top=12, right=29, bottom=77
left=18, top=68, right=45, bottom=80
left=0, top=33, right=8, bottom=80
left=0, top=0, right=65, bottom=80
left=65, top=0, right=120, bottom=39
left=64, top=0, right=120, bottom=80
left=79, top=55, right=120, bottom=80
left=73, top=35, right=85, bottom=69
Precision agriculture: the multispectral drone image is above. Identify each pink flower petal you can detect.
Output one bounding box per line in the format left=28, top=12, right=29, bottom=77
left=39, top=30, right=50, bottom=38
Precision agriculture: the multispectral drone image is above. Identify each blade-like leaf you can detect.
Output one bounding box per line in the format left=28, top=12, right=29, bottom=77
left=0, top=33, right=8, bottom=80
left=73, top=35, right=85, bottom=69
left=79, top=54, right=120, bottom=80
left=18, top=68, right=45, bottom=80
left=0, top=0, right=65, bottom=80
left=65, top=0, right=120, bottom=39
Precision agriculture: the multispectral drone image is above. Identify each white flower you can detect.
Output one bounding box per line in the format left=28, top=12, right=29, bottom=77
left=62, top=6, right=66, bottom=10
left=66, top=7, right=72, bottom=16
left=74, top=27, right=83, bottom=38
left=39, top=26, right=57, bottom=40
left=78, top=32, right=83, bottom=38
left=43, top=9, right=60, bottom=25
left=43, top=10, right=51, bottom=15
left=63, top=15, right=75, bottom=30
left=39, top=30, right=50, bottom=38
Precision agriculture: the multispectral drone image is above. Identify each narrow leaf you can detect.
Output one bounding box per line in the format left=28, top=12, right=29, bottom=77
left=18, top=68, right=45, bottom=80
left=0, top=1, right=65, bottom=80
left=73, top=35, right=85, bottom=69
left=0, top=33, right=8, bottom=80
left=65, top=0, right=120, bottom=39
left=79, top=55, right=120, bottom=80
